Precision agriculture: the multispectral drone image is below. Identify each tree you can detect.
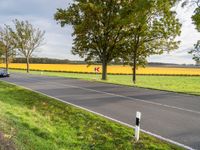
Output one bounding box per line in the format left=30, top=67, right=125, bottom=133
left=10, top=19, right=45, bottom=73
left=181, top=0, right=200, bottom=64
left=0, top=26, right=15, bottom=72
left=54, top=0, right=135, bottom=80
left=55, top=0, right=181, bottom=82
left=189, top=40, right=200, bottom=65
left=122, top=0, right=181, bottom=83
left=189, top=0, right=200, bottom=64
left=191, top=1, right=200, bottom=31
left=0, top=41, right=4, bottom=57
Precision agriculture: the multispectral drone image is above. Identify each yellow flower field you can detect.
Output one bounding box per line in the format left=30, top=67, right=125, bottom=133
left=0, top=63, right=200, bottom=75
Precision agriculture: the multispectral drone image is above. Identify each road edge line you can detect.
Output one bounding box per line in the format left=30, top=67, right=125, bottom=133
left=1, top=80, right=195, bottom=150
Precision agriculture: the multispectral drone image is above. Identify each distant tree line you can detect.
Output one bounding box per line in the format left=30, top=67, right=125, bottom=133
left=9, top=58, right=200, bottom=67
left=6, top=58, right=125, bottom=65
left=11, top=57, right=70, bottom=64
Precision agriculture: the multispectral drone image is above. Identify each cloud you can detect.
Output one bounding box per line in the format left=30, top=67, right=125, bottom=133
left=0, top=0, right=68, bottom=17
left=0, top=0, right=77, bottom=60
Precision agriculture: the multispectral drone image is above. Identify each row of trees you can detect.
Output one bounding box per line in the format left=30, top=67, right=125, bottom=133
left=1, top=0, right=199, bottom=83
left=0, top=20, right=45, bottom=73
left=54, top=0, right=181, bottom=83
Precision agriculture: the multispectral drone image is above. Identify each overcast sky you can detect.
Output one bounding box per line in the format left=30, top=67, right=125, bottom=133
left=0, top=0, right=199, bottom=64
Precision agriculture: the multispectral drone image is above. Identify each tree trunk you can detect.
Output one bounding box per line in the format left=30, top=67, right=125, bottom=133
left=26, top=57, right=30, bottom=73
left=5, top=50, right=8, bottom=73
left=102, top=57, right=107, bottom=80
left=132, top=52, right=137, bottom=84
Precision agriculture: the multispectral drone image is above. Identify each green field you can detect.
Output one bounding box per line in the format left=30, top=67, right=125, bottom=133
left=0, top=81, right=184, bottom=150
left=11, top=69, right=200, bottom=95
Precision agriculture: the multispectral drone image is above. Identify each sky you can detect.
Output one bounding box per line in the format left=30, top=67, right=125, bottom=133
left=0, top=0, right=200, bottom=64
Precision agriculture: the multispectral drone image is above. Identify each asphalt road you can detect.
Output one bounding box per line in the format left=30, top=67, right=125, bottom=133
left=1, top=73, right=200, bottom=149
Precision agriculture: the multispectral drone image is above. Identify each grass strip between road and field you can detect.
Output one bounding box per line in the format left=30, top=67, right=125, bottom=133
left=11, top=69, right=200, bottom=96
left=0, top=81, right=184, bottom=150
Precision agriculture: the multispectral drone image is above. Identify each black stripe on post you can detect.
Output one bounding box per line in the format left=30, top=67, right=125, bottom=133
left=136, top=118, right=140, bottom=126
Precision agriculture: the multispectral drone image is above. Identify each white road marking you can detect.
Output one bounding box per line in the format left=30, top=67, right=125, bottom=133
left=13, top=73, right=200, bottom=115
left=1, top=79, right=195, bottom=150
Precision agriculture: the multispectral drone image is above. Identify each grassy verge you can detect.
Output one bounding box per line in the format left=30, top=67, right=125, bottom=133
left=0, top=81, right=183, bottom=150
left=11, top=69, right=200, bottom=96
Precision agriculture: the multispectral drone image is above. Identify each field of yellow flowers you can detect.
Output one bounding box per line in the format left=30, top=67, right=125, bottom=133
left=0, top=63, right=200, bottom=75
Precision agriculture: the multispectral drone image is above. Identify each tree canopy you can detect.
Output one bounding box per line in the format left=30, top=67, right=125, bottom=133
left=181, top=0, right=200, bottom=31
left=192, top=1, right=200, bottom=31
left=55, top=0, right=181, bottom=82
left=9, top=19, right=45, bottom=73
left=0, top=25, right=16, bottom=72
left=0, top=41, right=5, bottom=57
left=189, top=40, right=200, bottom=64
left=190, top=0, right=200, bottom=64
left=181, top=0, right=200, bottom=64
left=55, top=0, right=132, bottom=80
left=121, top=0, right=181, bottom=83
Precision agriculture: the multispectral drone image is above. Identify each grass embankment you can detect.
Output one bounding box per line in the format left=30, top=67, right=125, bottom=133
left=11, top=69, right=200, bottom=95
left=0, top=81, right=183, bottom=150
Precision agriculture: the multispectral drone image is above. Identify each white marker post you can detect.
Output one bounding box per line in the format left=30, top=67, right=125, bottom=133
left=135, top=111, right=141, bottom=142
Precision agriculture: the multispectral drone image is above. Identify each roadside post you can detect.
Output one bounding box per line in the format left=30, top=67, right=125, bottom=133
left=135, top=111, right=141, bottom=142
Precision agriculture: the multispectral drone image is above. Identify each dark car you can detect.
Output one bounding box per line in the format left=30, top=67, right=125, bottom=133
left=0, top=69, right=10, bottom=77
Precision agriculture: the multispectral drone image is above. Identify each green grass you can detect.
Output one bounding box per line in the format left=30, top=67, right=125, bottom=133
left=0, top=81, right=183, bottom=150
left=11, top=69, right=200, bottom=95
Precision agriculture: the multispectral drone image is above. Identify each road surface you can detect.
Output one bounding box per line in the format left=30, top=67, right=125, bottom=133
left=1, top=73, right=200, bottom=149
